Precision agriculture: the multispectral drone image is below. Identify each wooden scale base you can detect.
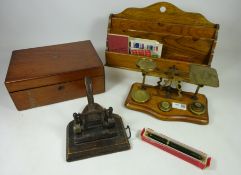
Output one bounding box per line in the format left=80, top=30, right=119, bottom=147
left=125, top=83, right=209, bottom=125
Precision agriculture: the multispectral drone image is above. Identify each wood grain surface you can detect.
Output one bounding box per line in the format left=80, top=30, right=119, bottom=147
left=106, top=2, right=219, bottom=70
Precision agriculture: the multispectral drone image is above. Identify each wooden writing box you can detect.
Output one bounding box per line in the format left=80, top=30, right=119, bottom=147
left=5, top=40, right=105, bottom=110
left=105, top=2, right=219, bottom=81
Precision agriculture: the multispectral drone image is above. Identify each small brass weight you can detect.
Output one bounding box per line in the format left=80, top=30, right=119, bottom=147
left=125, top=57, right=219, bottom=125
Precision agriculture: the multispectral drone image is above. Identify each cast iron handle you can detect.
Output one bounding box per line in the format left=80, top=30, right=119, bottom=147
left=84, top=77, right=94, bottom=106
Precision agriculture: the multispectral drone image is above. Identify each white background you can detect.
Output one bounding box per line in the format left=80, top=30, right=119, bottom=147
left=0, top=0, right=241, bottom=175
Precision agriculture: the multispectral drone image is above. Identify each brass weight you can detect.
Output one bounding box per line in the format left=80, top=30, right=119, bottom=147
left=159, top=101, right=172, bottom=112
left=188, top=102, right=206, bottom=115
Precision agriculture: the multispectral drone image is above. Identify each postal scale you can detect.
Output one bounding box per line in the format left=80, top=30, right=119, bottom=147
left=105, top=2, right=219, bottom=124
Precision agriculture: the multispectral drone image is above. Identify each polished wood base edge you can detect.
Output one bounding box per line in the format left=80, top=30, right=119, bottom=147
left=125, top=83, right=209, bottom=125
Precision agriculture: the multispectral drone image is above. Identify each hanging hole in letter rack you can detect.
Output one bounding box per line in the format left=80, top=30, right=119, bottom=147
left=160, top=6, right=166, bottom=13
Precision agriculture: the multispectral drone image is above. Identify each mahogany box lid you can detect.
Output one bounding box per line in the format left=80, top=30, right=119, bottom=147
left=5, top=40, right=104, bottom=92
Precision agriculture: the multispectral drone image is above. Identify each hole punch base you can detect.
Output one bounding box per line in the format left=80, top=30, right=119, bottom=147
left=66, top=115, right=130, bottom=162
